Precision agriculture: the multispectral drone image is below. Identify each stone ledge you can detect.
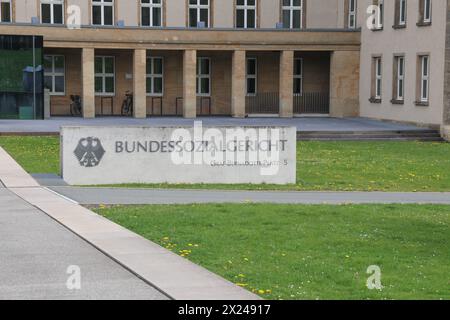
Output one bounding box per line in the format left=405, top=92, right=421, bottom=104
left=441, top=125, right=450, bottom=142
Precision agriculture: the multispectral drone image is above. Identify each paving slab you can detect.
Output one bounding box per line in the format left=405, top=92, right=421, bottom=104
left=48, top=186, right=450, bottom=205
left=32, top=174, right=69, bottom=187
left=0, top=188, right=168, bottom=300
left=0, top=116, right=430, bottom=134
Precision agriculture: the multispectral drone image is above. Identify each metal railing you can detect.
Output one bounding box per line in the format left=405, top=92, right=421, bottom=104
left=245, top=92, right=280, bottom=114
left=294, top=92, right=329, bottom=114
left=173, top=97, right=212, bottom=116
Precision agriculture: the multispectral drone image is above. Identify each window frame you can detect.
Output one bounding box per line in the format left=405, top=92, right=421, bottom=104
left=374, top=57, right=382, bottom=100
left=141, top=0, right=163, bottom=27
left=44, top=54, right=66, bottom=96
left=236, top=0, right=257, bottom=29
left=293, top=57, right=303, bottom=96
left=146, top=56, right=164, bottom=96
left=396, top=56, right=405, bottom=101
left=348, top=0, right=357, bottom=29
left=196, top=57, right=211, bottom=96
left=40, top=0, right=65, bottom=25
left=0, top=0, right=12, bottom=23
left=188, top=0, right=210, bottom=28
left=420, top=55, right=430, bottom=103
left=398, top=0, right=407, bottom=26
left=92, top=0, right=114, bottom=26
left=377, top=0, right=384, bottom=29
left=282, top=0, right=303, bottom=29
left=246, top=57, right=257, bottom=96
left=94, top=55, right=115, bottom=96
left=423, top=0, right=431, bottom=23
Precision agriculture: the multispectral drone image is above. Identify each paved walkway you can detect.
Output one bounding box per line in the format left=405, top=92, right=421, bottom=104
left=0, top=187, right=167, bottom=300
left=47, top=186, right=450, bottom=205
left=0, top=147, right=259, bottom=300
left=0, top=116, right=429, bottom=134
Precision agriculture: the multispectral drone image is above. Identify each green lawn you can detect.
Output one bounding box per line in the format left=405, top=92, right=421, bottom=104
left=0, top=136, right=59, bottom=174
left=1, top=136, right=450, bottom=191
left=95, top=203, right=450, bottom=300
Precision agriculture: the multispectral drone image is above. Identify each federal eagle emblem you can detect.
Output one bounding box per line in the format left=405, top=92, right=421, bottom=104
left=74, top=137, right=105, bottom=167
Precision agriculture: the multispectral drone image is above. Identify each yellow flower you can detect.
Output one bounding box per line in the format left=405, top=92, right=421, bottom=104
left=236, top=283, right=248, bottom=287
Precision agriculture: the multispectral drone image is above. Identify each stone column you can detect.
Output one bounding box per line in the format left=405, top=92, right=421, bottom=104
left=279, top=51, right=294, bottom=118
left=81, top=48, right=95, bottom=118
left=133, top=49, right=147, bottom=118
left=231, top=50, right=246, bottom=118
left=329, top=50, right=360, bottom=117
left=442, top=3, right=450, bottom=141
left=183, top=50, right=197, bottom=118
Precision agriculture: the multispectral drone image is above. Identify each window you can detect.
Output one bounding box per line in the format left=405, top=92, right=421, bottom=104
left=399, top=0, right=406, bottom=25
left=146, top=57, right=163, bottom=95
left=141, top=0, right=162, bottom=27
left=0, top=0, right=11, bottom=23
left=394, top=0, right=406, bottom=27
left=41, top=0, right=64, bottom=24
left=377, top=0, right=384, bottom=29
left=419, top=55, right=430, bottom=102
left=196, top=57, right=210, bottom=96
left=95, top=56, right=115, bottom=95
left=348, top=0, right=357, bottom=29
left=92, top=0, right=114, bottom=26
left=423, top=0, right=431, bottom=23
left=44, top=55, right=65, bottom=95
left=418, top=0, right=431, bottom=25
left=293, top=58, right=303, bottom=95
left=236, top=0, right=256, bottom=29
left=371, top=57, right=382, bottom=101
left=393, top=56, right=405, bottom=101
left=282, top=0, right=302, bottom=29
left=246, top=58, right=257, bottom=96
left=189, top=0, right=209, bottom=28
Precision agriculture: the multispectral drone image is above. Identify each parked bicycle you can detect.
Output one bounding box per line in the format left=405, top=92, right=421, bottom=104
left=121, top=91, right=133, bottom=116
left=70, top=95, right=82, bottom=117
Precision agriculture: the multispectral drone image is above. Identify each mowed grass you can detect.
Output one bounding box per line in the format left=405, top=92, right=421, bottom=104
left=0, top=136, right=59, bottom=174
left=1, top=136, right=450, bottom=191
left=95, top=204, right=450, bottom=300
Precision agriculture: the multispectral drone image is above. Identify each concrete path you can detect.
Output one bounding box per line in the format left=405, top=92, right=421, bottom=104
left=47, top=186, right=450, bottom=205
left=0, top=116, right=429, bottom=134
left=0, top=147, right=259, bottom=300
left=0, top=187, right=168, bottom=300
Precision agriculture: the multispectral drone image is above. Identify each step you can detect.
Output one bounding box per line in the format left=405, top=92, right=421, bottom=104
left=297, top=133, right=442, bottom=139
left=296, top=129, right=445, bottom=141
left=298, top=130, right=439, bottom=136
left=298, top=136, right=445, bottom=142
